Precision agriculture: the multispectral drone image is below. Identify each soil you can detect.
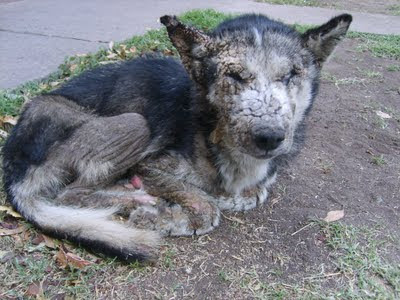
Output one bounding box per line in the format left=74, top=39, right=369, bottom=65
left=103, top=39, right=399, bottom=298
left=1, top=38, right=399, bottom=298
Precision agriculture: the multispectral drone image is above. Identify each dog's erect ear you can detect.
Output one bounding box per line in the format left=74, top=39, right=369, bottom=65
left=160, top=15, right=212, bottom=80
left=302, top=14, right=352, bottom=66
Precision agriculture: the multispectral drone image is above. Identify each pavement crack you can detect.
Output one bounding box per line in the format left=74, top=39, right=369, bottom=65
left=0, top=28, right=109, bottom=44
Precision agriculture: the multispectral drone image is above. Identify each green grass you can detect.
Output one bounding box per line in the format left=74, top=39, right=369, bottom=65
left=387, top=65, right=400, bottom=72
left=0, top=9, right=399, bottom=119
left=371, top=155, right=386, bottom=166
left=257, top=0, right=319, bottom=7
left=0, top=9, right=400, bottom=298
left=319, top=222, right=400, bottom=299
left=389, top=4, right=400, bottom=16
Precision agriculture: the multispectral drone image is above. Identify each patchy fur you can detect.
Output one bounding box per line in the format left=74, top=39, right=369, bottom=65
left=2, top=13, right=352, bottom=261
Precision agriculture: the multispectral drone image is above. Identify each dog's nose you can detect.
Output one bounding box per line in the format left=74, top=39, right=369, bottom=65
left=253, top=129, right=285, bottom=151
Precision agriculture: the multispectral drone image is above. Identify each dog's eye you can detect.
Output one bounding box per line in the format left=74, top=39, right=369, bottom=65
left=227, top=72, right=244, bottom=82
left=280, top=69, right=297, bottom=85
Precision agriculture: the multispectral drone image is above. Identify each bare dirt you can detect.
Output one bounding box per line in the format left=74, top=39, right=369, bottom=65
left=1, top=39, right=399, bottom=299
left=110, top=39, right=399, bottom=298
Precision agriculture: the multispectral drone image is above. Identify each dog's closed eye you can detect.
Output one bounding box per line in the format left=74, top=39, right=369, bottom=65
left=227, top=72, right=245, bottom=82
left=280, top=68, right=298, bottom=86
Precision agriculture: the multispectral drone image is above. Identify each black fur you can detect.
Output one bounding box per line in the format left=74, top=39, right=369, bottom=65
left=50, top=57, right=198, bottom=156
left=211, top=14, right=300, bottom=41
left=2, top=13, right=348, bottom=262
left=2, top=109, right=79, bottom=204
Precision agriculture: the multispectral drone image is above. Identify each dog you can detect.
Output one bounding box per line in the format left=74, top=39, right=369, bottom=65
left=2, top=13, right=352, bottom=261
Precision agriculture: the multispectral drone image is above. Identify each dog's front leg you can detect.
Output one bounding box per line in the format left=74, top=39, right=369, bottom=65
left=212, top=182, right=272, bottom=212
left=130, top=157, right=221, bottom=236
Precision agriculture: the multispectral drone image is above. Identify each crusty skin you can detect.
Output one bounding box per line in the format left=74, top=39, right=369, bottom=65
left=2, top=13, right=352, bottom=261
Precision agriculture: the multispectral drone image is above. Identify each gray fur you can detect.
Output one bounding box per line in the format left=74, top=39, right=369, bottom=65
left=3, top=13, right=352, bottom=261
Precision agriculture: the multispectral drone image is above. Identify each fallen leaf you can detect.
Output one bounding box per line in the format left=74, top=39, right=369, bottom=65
left=69, top=64, right=78, bottom=72
left=55, top=248, right=93, bottom=269
left=0, top=250, right=14, bottom=263
left=0, top=225, right=25, bottom=236
left=0, top=129, right=8, bottom=138
left=0, top=205, right=22, bottom=218
left=106, top=52, right=117, bottom=59
left=25, top=282, right=43, bottom=297
left=43, top=234, right=57, bottom=249
left=55, top=248, right=68, bottom=268
left=0, top=116, right=18, bottom=131
left=66, top=252, right=93, bottom=269
left=323, top=210, right=344, bottom=223
left=0, top=221, right=18, bottom=229
left=230, top=216, right=245, bottom=224
left=31, top=234, right=45, bottom=245
left=376, top=111, right=392, bottom=119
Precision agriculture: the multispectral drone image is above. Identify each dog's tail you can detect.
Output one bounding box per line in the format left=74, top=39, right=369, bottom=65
left=9, top=184, right=160, bottom=262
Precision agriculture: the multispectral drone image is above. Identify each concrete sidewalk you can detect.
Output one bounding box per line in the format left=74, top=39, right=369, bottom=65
left=1, top=0, right=399, bottom=89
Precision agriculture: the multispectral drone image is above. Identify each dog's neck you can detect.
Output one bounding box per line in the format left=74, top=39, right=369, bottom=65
left=206, top=138, right=272, bottom=196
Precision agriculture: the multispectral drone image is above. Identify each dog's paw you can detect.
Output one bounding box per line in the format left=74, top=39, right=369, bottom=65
left=186, top=199, right=220, bottom=235
left=212, top=195, right=257, bottom=211
left=128, top=199, right=220, bottom=237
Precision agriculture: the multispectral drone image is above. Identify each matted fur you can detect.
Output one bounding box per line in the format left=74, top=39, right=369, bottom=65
left=2, top=13, right=352, bottom=261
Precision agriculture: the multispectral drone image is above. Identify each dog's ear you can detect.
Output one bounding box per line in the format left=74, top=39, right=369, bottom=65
left=302, top=14, right=352, bottom=66
left=160, top=15, right=212, bottom=82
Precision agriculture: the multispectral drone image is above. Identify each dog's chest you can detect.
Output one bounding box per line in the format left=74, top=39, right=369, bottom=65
left=216, top=153, right=270, bottom=195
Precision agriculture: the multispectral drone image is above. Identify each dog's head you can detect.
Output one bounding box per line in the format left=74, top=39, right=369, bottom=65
left=161, top=14, right=352, bottom=159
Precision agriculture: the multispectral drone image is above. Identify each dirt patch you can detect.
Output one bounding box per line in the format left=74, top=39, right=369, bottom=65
left=258, top=0, right=400, bottom=16
left=116, top=39, right=400, bottom=298
left=1, top=38, right=399, bottom=298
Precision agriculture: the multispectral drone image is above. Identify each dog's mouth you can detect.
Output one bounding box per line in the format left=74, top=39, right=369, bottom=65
left=252, top=151, right=277, bottom=160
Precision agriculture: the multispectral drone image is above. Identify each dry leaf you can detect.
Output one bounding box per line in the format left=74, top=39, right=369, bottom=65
left=376, top=111, right=391, bottom=119
left=55, top=248, right=68, bottom=268
left=0, top=225, right=25, bottom=236
left=0, top=115, right=17, bottom=128
left=56, top=248, right=93, bottom=269
left=0, top=205, right=23, bottom=218
left=66, top=252, right=93, bottom=269
left=323, top=210, right=344, bottom=223
left=25, top=282, right=42, bottom=297
left=0, top=250, right=14, bottom=263
left=0, top=129, right=8, bottom=139
left=106, top=53, right=117, bottom=59
left=230, top=216, right=245, bottom=224
left=43, top=234, right=57, bottom=249
left=69, top=64, right=78, bottom=72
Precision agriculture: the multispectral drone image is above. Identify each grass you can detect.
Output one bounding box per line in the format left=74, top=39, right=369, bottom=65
left=319, top=222, right=400, bottom=299
left=256, top=0, right=320, bottom=7
left=371, top=155, right=386, bottom=166
left=1, top=10, right=399, bottom=118
left=387, top=65, right=400, bottom=72
left=389, top=4, right=400, bottom=16
left=213, top=221, right=399, bottom=299
left=0, top=8, right=400, bottom=299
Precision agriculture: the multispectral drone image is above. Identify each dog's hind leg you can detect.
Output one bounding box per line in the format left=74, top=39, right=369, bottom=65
left=11, top=110, right=160, bottom=261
